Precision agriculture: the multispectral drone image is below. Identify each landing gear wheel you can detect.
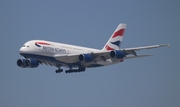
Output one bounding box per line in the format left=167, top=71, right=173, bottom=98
left=65, top=67, right=86, bottom=74
left=55, top=68, right=63, bottom=73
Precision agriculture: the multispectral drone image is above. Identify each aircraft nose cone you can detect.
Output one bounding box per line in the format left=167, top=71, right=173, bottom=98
left=19, top=47, right=23, bottom=53
left=19, top=47, right=26, bottom=54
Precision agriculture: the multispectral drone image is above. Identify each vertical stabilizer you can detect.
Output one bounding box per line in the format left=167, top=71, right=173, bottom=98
left=102, top=23, right=126, bottom=51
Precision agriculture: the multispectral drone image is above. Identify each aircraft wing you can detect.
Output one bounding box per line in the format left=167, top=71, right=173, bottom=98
left=54, top=54, right=80, bottom=63
left=122, top=44, right=170, bottom=51
left=54, top=52, right=111, bottom=63
left=120, top=43, right=170, bottom=56
left=54, top=43, right=170, bottom=64
left=93, top=43, right=170, bottom=61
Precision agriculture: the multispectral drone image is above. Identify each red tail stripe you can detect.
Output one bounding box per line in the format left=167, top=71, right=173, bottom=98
left=112, top=29, right=125, bottom=38
left=105, top=45, right=114, bottom=50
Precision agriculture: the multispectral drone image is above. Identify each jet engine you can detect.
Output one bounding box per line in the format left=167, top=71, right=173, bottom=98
left=17, top=58, right=39, bottom=68
left=17, top=58, right=27, bottom=68
left=110, top=50, right=125, bottom=59
left=24, top=58, right=39, bottom=68
left=79, top=54, right=93, bottom=62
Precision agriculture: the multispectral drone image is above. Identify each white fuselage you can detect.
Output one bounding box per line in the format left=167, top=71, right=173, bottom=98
left=20, top=40, right=100, bottom=56
left=19, top=40, right=120, bottom=68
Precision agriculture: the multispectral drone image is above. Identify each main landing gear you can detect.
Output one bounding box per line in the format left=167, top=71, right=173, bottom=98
left=55, top=68, right=63, bottom=73
left=65, top=67, right=86, bottom=73
left=55, top=67, right=86, bottom=74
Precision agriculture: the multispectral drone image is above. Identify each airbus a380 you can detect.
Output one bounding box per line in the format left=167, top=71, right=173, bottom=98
left=17, top=23, right=170, bottom=73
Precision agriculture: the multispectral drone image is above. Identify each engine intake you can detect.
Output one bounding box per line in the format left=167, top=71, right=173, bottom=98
left=17, top=58, right=39, bottom=68
left=17, top=59, right=27, bottom=68
left=110, top=50, right=125, bottom=59
left=79, top=54, right=93, bottom=62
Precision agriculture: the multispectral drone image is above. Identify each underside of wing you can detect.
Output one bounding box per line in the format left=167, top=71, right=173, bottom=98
left=54, top=54, right=79, bottom=63
left=122, top=44, right=170, bottom=51
left=121, top=43, right=170, bottom=56
left=124, top=54, right=151, bottom=60
left=92, top=43, right=170, bottom=61
left=50, top=43, right=169, bottom=68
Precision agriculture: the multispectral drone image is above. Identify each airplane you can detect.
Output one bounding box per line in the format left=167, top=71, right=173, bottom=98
left=17, top=23, right=170, bottom=73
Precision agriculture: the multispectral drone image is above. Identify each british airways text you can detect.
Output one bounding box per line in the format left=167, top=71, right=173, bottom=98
left=42, top=46, right=66, bottom=53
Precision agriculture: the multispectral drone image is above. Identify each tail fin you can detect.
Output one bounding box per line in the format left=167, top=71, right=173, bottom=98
left=102, top=23, right=127, bottom=51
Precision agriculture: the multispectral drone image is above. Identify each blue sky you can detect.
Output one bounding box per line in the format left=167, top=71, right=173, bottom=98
left=0, top=0, right=180, bottom=107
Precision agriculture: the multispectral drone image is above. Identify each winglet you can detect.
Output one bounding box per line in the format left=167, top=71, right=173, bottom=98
left=168, top=43, right=170, bottom=48
left=159, top=43, right=170, bottom=48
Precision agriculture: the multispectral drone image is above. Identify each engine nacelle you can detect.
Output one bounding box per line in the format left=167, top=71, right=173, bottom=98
left=17, top=58, right=27, bottom=68
left=24, top=58, right=39, bottom=68
left=79, top=54, right=93, bottom=62
left=17, top=58, right=39, bottom=68
left=110, top=50, right=125, bottom=59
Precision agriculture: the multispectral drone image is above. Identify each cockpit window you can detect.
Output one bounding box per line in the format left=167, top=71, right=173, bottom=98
left=22, top=44, right=29, bottom=47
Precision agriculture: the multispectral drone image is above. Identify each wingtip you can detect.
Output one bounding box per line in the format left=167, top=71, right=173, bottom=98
left=159, top=43, right=170, bottom=48
left=168, top=43, right=170, bottom=48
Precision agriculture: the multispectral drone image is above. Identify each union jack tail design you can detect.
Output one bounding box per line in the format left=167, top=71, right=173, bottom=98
left=102, top=23, right=127, bottom=51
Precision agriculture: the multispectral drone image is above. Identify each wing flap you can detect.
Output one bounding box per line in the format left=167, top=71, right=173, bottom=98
left=124, top=54, right=151, bottom=60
